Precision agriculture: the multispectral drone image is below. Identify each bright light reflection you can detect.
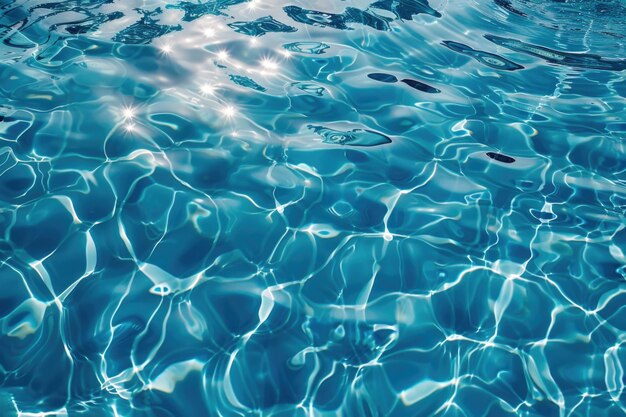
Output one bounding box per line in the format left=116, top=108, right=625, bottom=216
left=221, top=105, right=237, bottom=118
left=260, top=57, right=278, bottom=70
left=200, top=84, right=216, bottom=95
left=122, top=106, right=136, bottom=120
left=246, top=0, right=261, bottom=9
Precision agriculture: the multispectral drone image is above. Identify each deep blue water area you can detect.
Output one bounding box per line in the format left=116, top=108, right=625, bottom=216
left=0, top=0, right=625, bottom=416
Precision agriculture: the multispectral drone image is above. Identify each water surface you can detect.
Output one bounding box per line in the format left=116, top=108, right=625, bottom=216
left=0, top=0, right=625, bottom=416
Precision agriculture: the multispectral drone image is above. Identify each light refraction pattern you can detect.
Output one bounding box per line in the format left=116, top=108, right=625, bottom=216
left=0, top=0, right=625, bottom=416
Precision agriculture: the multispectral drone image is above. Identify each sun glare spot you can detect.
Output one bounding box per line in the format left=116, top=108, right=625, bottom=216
left=246, top=0, right=261, bottom=10
left=122, top=107, right=136, bottom=120
left=201, top=84, right=216, bottom=95
left=260, top=57, right=279, bottom=70
left=221, top=105, right=237, bottom=118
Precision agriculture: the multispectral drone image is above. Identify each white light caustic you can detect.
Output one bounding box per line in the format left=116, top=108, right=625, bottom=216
left=246, top=0, right=261, bottom=10
left=200, top=84, right=216, bottom=95
left=122, top=106, right=136, bottom=120
left=220, top=105, right=237, bottom=118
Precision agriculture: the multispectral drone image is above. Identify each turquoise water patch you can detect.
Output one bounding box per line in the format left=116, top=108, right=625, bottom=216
left=0, top=0, right=625, bottom=416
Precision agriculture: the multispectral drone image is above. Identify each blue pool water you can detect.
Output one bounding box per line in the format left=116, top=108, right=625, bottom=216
left=0, top=0, right=625, bottom=416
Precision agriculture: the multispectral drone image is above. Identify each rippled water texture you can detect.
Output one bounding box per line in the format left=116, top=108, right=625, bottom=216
left=0, top=0, right=625, bottom=416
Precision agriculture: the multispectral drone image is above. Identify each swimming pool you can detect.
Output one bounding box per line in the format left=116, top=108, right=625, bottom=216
left=0, top=0, right=625, bottom=416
